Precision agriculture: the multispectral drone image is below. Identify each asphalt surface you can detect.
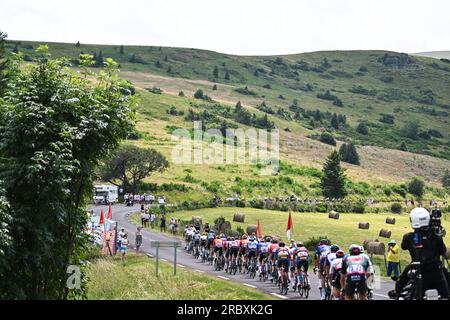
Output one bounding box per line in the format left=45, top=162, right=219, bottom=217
left=91, top=204, right=394, bottom=300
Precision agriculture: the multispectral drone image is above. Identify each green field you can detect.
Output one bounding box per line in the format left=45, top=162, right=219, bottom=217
left=86, top=253, right=274, bottom=300
left=130, top=207, right=450, bottom=276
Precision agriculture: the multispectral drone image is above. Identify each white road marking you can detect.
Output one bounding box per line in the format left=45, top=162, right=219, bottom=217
left=146, top=253, right=153, bottom=258
left=243, top=283, right=257, bottom=289
left=195, top=269, right=205, bottom=273
left=217, top=276, right=229, bottom=280
left=270, top=293, right=288, bottom=299
left=177, top=264, right=186, bottom=268
left=160, top=258, right=168, bottom=262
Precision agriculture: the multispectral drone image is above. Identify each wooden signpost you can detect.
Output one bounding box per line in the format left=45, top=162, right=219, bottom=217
left=150, top=241, right=181, bottom=276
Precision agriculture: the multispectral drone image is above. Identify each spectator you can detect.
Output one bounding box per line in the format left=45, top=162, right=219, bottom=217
left=135, top=227, right=142, bottom=253
left=150, top=212, right=156, bottom=229
left=144, top=211, right=150, bottom=228
left=387, top=239, right=400, bottom=281
left=160, top=214, right=166, bottom=232
left=120, top=233, right=129, bottom=263
left=173, top=219, right=179, bottom=235
left=140, top=210, right=146, bottom=228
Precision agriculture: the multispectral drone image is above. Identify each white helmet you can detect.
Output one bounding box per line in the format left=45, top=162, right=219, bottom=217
left=410, top=207, right=430, bottom=229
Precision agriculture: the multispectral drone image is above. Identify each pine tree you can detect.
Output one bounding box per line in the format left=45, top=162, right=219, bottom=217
left=0, top=30, right=12, bottom=97
left=331, top=113, right=339, bottom=129
left=95, top=50, right=104, bottom=67
left=178, top=91, right=185, bottom=97
left=120, top=45, right=124, bottom=54
left=212, top=84, right=217, bottom=90
left=164, top=55, right=168, bottom=62
left=339, top=142, right=360, bottom=165
left=166, top=66, right=172, bottom=73
left=224, top=70, right=230, bottom=80
left=75, top=41, right=80, bottom=47
left=213, top=65, right=219, bottom=78
left=12, top=43, right=19, bottom=54
left=399, top=141, right=408, bottom=151
left=321, top=150, right=347, bottom=198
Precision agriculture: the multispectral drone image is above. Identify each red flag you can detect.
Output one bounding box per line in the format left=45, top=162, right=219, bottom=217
left=107, top=204, right=113, bottom=220
left=257, top=220, right=262, bottom=240
left=286, top=212, right=293, bottom=240
left=99, top=209, right=105, bottom=225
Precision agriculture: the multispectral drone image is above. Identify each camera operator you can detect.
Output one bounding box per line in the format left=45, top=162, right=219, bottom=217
left=394, top=208, right=449, bottom=299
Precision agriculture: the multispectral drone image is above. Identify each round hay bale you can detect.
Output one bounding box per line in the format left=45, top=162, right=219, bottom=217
left=191, top=216, right=202, bottom=225
left=379, top=228, right=392, bottom=238
left=246, top=225, right=257, bottom=235
left=233, top=213, right=245, bottom=223
left=367, top=241, right=385, bottom=255
left=328, top=211, right=340, bottom=219
left=217, top=221, right=231, bottom=234
left=358, top=222, right=370, bottom=230
left=386, top=217, right=396, bottom=225
left=363, top=239, right=379, bottom=250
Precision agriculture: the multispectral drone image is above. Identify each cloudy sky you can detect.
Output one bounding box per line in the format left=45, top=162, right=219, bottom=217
left=1, top=0, right=449, bottom=55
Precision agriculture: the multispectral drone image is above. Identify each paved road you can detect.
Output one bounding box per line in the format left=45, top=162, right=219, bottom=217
left=91, top=204, right=394, bottom=300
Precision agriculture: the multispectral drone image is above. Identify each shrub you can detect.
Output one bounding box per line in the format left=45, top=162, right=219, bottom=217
left=319, top=132, right=336, bottom=146
left=356, top=122, right=369, bottom=135
left=339, top=143, right=360, bottom=165
left=408, top=177, right=425, bottom=198
left=391, top=203, right=402, bottom=213
left=352, top=201, right=365, bottom=213
left=379, top=113, right=394, bottom=124
left=304, top=236, right=332, bottom=251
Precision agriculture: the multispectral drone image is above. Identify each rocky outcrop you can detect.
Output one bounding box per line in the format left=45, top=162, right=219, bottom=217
left=378, top=53, right=415, bottom=68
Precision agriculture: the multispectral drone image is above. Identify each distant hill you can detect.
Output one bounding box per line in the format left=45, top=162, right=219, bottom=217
left=414, top=51, right=450, bottom=60
left=5, top=40, right=450, bottom=162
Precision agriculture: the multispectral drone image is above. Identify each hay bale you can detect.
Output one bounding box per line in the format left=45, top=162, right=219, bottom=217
left=217, top=221, right=231, bottom=234
left=191, top=216, right=202, bottom=225
left=328, top=211, right=340, bottom=219
left=386, top=217, right=396, bottom=225
left=367, top=241, right=385, bottom=255
left=233, top=213, right=245, bottom=223
left=379, top=228, right=392, bottom=238
left=363, top=239, right=379, bottom=250
left=358, top=222, right=370, bottom=230
left=246, top=225, right=257, bottom=235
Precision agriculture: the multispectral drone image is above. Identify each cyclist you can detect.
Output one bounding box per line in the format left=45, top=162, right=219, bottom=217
left=289, top=241, right=298, bottom=289
left=329, top=249, right=345, bottom=299
left=276, top=241, right=292, bottom=288
left=207, top=229, right=215, bottom=255
left=213, top=235, right=223, bottom=266
left=315, top=239, right=331, bottom=300
left=228, top=237, right=240, bottom=273
left=360, top=245, right=375, bottom=298
left=324, top=244, right=340, bottom=277
left=257, top=237, right=270, bottom=278
left=340, top=244, right=371, bottom=300
left=184, top=226, right=193, bottom=251
left=240, top=234, right=249, bottom=271
left=294, top=241, right=310, bottom=289
left=192, top=230, right=201, bottom=254
left=268, top=238, right=279, bottom=281
left=224, top=237, right=231, bottom=272
left=200, top=232, right=207, bottom=255
left=246, top=236, right=258, bottom=274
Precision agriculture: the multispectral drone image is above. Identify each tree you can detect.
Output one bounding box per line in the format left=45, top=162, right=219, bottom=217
left=402, top=122, right=420, bottom=140
left=0, top=30, right=13, bottom=97
left=75, top=41, right=80, bottom=47
left=331, top=113, right=339, bottom=129
left=321, top=150, right=347, bottom=198
left=224, top=70, right=230, bottom=80
left=95, top=50, right=104, bottom=67
left=0, top=52, right=136, bottom=299
left=356, top=122, right=369, bottom=135
left=99, top=145, right=168, bottom=193
left=178, top=90, right=185, bottom=97
left=194, top=89, right=204, bottom=99
left=164, top=55, right=168, bottom=62
left=442, top=169, right=450, bottom=188
left=213, top=65, right=219, bottom=78
left=339, top=142, right=360, bottom=165
left=12, top=43, right=18, bottom=54
left=399, top=141, right=408, bottom=151
left=212, top=84, right=217, bottom=90
left=120, top=45, right=124, bottom=54
left=408, top=177, right=425, bottom=199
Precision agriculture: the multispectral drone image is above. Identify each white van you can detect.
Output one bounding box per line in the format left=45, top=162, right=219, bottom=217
left=93, top=185, right=119, bottom=204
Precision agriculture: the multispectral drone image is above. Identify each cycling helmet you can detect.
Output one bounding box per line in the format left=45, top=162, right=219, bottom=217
left=230, top=237, right=235, bottom=241
left=266, top=237, right=272, bottom=242
left=272, top=238, right=278, bottom=244
left=336, top=250, right=345, bottom=258
left=297, top=241, right=303, bottom=247
left=330, top=244, right=339, bottom=252
left=410, top=207, right=430, bottom=229
left=227, top=237, right=231, bottom=241
left=320, top=238, right=328, bottom=245
left=249, top=236, right=255, bottom=241
left=195, top=230, right=199, bottom=234
left=220, top=233, right=225, bottom=238
left=349, top=244, right=361, bottom=255
left=241, top=234, right=247, bottom=239
left=279, top=241, right=285, bottom=247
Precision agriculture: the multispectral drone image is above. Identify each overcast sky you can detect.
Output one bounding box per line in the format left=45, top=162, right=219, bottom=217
left=1, top=0, right=449, bottom=55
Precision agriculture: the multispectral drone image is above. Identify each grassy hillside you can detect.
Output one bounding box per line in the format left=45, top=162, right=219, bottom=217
left=86, top=253, right=274, bottom=300
left=6, top=40, right=450, bottom=161
left=414, top=51, right=450, bottom=60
